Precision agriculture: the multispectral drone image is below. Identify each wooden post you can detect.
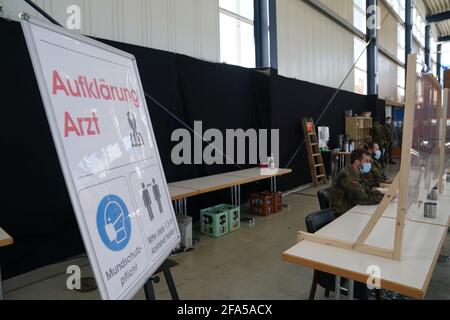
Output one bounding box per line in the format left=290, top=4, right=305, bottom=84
left=393, top=54, right=417, bottom=260
left=439, top=89, right=448, bottom=193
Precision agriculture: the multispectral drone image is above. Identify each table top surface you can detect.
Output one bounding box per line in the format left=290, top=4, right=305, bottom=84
left=167, top=185, right=200, bottom=201
left=224, top=168, right=292, bottom=180
left=331, top=151, right=351, bottom=155
left=168, top=168, right=292, bottom=200
left=350, top=196, right=450, bottom=227
left=350, top=181, right=450, bottom=227
left=171, top=174, right=255, bottom=194
left=282, top=212, right=447, bottom=299
left=0, top=227, right=13, bottom=248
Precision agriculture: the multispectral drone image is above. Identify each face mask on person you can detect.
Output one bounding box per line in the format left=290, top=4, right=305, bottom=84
left=360, top=163, right=372, bottom=174
left=374, top=150, right=382, bottom=160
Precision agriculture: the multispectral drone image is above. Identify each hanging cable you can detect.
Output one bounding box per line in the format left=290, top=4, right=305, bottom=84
left=144, top=92, right=243, bottom=169
left=23, top=0, right=62, bottom=27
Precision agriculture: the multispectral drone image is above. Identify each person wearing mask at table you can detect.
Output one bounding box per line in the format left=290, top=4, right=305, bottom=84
left=384, top=117, right=396, bottom=165
left=362, top=143, right=393, bottom=188
left=330, top=149, right=384, bottom=217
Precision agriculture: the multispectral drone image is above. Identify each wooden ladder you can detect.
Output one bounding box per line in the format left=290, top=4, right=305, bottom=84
left=301, top=118, right=328, bottom=187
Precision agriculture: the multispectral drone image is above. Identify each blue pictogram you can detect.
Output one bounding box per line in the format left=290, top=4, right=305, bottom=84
left=97, top=194, right=131, bottom=251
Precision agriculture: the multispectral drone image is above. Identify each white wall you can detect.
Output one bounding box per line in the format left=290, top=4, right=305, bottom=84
left=378, top=3, right=398, bottom=58
left=1, top=0, right=220, bottom=62
left=378, top=54, right=399, bottom=101
left=320, top=0, right=354, bottom=24
left=277, top=0, right=356, bottom=93
left=377, top=2, right=403, bottom=102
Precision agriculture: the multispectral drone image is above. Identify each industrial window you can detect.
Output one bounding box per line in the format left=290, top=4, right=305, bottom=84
left=385, top=0, right=405, bottom=22
left=354, top=36, right=367, bottom=95
left=430, top=36, right=438, bottom=74
left=442, top=43, right=450, bottom=73
left=397, top=66, right=405, bottom=101
left=413, top=6, right=426, bottom=46
left=397, top=24, right=405, bottom=64
left=353, top=0, right=367, bottom=94
left=417, top=48, right=425, bottom=72
left=396, top=22, right=405, bottom=101
left=353, top=0, right=366, bottom=34
left=219, top=0, right=256, bottom=68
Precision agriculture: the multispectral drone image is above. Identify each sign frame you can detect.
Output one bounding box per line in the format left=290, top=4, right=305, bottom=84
left=20, top=16, right=181, bottom=300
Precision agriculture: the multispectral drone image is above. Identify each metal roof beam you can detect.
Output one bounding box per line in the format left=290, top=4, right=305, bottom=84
left=427, top=10, right=450, bottom=23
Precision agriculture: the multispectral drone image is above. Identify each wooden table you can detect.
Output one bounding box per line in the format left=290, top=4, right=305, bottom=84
left=350, top=195, right=450, bottom=227
left=0, top=227, right=13, bottom=300
left=168, top=168, right=292, bottom=215
left=282, top=182, right=450, bottom=300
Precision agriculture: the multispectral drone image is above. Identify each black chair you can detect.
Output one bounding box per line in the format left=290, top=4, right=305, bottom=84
left=305, top=209, right=378, bottom=300
left=317, top=188, right=331, bottom=210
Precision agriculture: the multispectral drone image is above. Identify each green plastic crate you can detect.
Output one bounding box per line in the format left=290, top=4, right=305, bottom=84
left=213, top=204, right=240, bottom=232
left=200, top=205, right=229, bottom=238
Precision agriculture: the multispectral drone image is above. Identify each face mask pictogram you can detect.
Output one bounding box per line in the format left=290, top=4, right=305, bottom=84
left=97, top=195, right=132, bottom=251
left=104, top=201, right=128, bottom=244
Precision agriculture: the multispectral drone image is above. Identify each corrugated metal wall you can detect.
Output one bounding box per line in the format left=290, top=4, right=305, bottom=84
left=1, top=0, right=220, bottom=62
left=1, top=0, right=441, bottom=100
left=276, top=0, right=356, bottom=93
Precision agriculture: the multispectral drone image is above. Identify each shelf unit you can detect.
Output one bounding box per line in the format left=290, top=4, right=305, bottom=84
left=345, top=116, right=373, bottom=147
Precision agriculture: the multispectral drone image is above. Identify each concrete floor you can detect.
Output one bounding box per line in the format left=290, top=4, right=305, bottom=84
left=3, top=171, right=450, bottom=300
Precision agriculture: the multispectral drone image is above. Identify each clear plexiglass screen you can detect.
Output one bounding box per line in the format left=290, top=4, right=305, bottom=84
left=406, top=73, right=442, bottom=214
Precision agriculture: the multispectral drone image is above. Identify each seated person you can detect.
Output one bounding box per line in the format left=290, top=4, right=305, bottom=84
left=362, top=142, right=393, bottom=188
left=330, top=149, right=384, bottom=217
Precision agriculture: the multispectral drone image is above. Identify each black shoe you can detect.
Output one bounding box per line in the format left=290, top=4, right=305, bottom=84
left=389, top=161, right=397, bottom=165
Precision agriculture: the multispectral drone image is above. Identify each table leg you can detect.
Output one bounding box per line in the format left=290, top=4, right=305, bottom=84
left=231, top=187, right=235, bottom=206
left=348, top=279, right=354, bottom=300
left=183, top=198, right=187, bottom=216
left=237, top=185, right=241, bottom=207
left=335, top=275, right=341, bottom=300
left=173, top=200, right=179, bottom=214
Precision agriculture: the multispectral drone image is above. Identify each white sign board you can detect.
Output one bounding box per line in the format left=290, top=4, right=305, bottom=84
left=21, top=18, right=181, bottom=300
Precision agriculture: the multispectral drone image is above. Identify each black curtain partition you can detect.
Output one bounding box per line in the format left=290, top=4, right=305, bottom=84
left=0, top=18, right=385, bottom=278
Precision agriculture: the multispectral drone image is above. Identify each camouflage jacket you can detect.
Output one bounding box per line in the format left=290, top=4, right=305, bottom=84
left=330, top=164, right=384, bottom=216
left=361, top=160, right=388, bottom=188
left=384, top=123, right=395, bottom=144
left=372, top=122, right=385, bottom=145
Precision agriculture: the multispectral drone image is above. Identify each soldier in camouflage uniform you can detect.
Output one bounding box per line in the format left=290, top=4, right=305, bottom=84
left=384, top=117, right=396, bottom=165
left=330, top=149, right=384, bottom=217
left=362, top=143, right=392, bottom=188
left=372, top=119, right=387, bottom=167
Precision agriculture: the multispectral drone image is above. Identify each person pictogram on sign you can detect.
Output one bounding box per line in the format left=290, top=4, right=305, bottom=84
left=141, top=183, right=154, bottom=221
left=152, top=178, right=163, bottom=213
left=127, top=112, right=144, bottom=147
